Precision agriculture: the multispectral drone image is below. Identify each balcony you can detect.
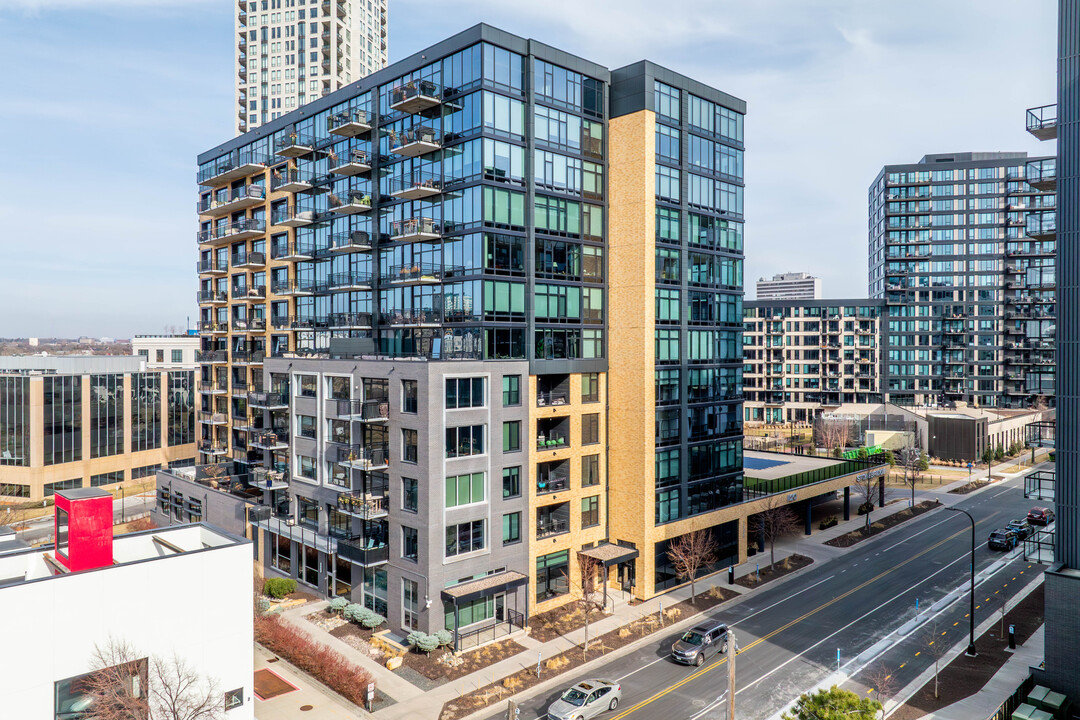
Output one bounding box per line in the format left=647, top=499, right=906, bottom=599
left=199, top=411, right=227, bottom=426
left=275, top=132, right=316, bottom=158
left=384, top=263, right=445, bottom=286
left=198, top=217, right=266, bottom=246
left=272, top=203, right=317, bottom=227
left=198, top=185, right=266, bottom=218
left=271, top=238, right=314, bottom=261
left=197, top=290, right=228, bottom=305
left=335, top=399, right=389, bottom=422
left=333, top=443, right=389, bottom=471
left=391, top=217, right=441, bottom=243
left=232, top=349, right=265, bottom=365
left=389, top=170, right=443, bottom=200
left=195, top=349, right=227, bottom=363
left=1026, top=104, right=1057, bottom=141
left=328, top=271, right=372, bottom=291
left=197, top=257, right=228, bottom=275
left=271, top=168, right=314, bottom=193
left=199, top=380, right=227, bottom=395
left=336, top=493, right=388, bottom=520
left=536, top=459, right=570, bottom=494
left=328, top=190, right=372, bottom=215
left=328, top=109, right=373, bottom=137
left=271, top=279, right=314, bottom=297
left=251, top=429, right=289, bottom=450
left=329, top=148, right=371, bottom=176
left=335, top=537, right=389, bottom=566
left=379, top=308, right=441, bottom=326
left=536, top=390, right=569, bottom=407
left=198, top=152, right=268, bottom=187
left=1025, top=158, right=1056, bottom=191
left=1026, top=212, right=1056, bottom=240
left=232, top=317, right=266, bottom=332
left=389, top=125, right=441, bottom=157
left=536, top=517, right=569, bottom=540
left=253, top=467, right=289, bottom=491
left=249, top=390, right=289, bottom=409
left=198, top=441, right=228, bottom=457
left=233, top=251, right=265, bottom=269
left=329, top=230, right=372, bottom=253
left=389, top=80, right=442, bottom=114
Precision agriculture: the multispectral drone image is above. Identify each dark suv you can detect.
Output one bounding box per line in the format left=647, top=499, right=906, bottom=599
left=1006, top=519, right=1033, bottom=540
left=671, top=620, right=728, bottom=666
left=988, top=529, right=1019, bottom=551
left=1027, top=507, right=1055, bottom=526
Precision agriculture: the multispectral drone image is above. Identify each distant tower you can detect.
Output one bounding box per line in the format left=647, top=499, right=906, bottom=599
left=755, top=273, right=821, bottom=300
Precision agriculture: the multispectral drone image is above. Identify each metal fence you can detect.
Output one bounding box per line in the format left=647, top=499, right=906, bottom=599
left=744, top=458, right=886, bottom=498
left=456, top=608, right=525, bottom=651
left=1025, top=470, right=1055, bottom=501
left=986, top=674, right=1034, bottom=720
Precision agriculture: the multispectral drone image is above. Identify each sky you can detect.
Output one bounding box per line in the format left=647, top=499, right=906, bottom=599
left=0, top=0, right=1059, bottom=338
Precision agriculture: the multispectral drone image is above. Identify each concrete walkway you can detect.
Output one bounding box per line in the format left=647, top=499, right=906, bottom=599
left=253, top=644, right=369, bottom=719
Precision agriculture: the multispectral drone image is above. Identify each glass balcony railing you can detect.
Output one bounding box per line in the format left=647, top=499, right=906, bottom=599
left=335, top=399, right=389, bottom=422
left=197, top=258, right=228, bottom=274
left=270, top=238, right=314, bottom=260
left=1025, top=158, right=1056, bottom=191
left=327, top=271, right=372, bottom=290
left=275, top=131, right=316, bottom=157
left=389, top=124, right=441, bottom=157
left=271, top=203, right=316, bottom=227
left=390, top=216, right=441, bottom=242
left=1026, top=212, right=1057, bottom=239
left=329, top=230, right=372, bottom=252
left=271, top=168, right=315, bottom=192
left=328, top=190, right=372, bottom=214
left=378, top=308, right=441, bottom=325
left=1026, top=104, right=1057, bottom=141
left=328, top=109, right=373, bottom=137
left=327, top=312, right=373, bottom=328
left=382, top=263, right=445, bottom=284
left=389, top=80, right=442, bottom=113
left=198, top=217, right=266, bottom=245
left=328, top=148, right=371, bottom=176
left=198, top=185, right=265, bottom=216
left=389, top=170, right=442, bottom=200
left=197, top=290, right=228, bottom=304
left=198, top=150, right=268, bottom=186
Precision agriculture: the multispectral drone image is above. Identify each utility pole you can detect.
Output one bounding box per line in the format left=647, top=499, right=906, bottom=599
left=945, top=507, right=977, bottom=656
left=727, top=628, right=737, bottom=720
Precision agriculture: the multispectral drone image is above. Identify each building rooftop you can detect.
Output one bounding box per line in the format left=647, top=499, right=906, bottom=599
left=743, top=450, right=842, bottom=480
left=0, top=355, right=146, bottom=375
left=0, top=524, right=248, bottom=590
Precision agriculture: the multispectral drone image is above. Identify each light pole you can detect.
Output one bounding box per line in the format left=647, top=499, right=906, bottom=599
left=945, top=507, right=977, bottom=656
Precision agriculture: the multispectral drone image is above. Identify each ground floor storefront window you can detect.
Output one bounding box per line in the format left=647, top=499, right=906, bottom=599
left=536, top=549, right=569, bottom=603
left=653, top=519, right=738, bottom=592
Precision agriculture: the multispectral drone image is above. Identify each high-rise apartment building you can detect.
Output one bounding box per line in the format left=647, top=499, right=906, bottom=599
left=742, top=299, right=884, bottom=424
left=195, top=24, right=745, bottom=640
left=236, top=0, right=388, bottom=135
left=0, top=356, right=196, bottom=501
left=868, top=152, right=1056, bottom=409
left=755, top=272, right=821, bottom=300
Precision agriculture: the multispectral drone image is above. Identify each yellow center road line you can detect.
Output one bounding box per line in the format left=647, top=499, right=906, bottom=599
left=899, top=663, right=906, bottom=669
left=915, top=651, right=921, bottom=656
left=608, top=525, right=971, bottom=720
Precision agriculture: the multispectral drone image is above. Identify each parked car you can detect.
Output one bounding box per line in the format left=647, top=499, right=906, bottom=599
left=1005, top=519, right=1033, bottom=540
left=988, top=528, right=1019, bottom=551
left=546, top=679, right=622, bottom=720
left=1027, top=507, right=1056, bottom=526
left=671, top=619, right=729, bottom=666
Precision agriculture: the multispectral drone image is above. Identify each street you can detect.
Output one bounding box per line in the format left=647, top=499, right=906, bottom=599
left=489, top=471, right=1046, bottom=720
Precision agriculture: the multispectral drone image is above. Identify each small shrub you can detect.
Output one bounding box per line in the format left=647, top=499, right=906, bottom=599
left=414, top=633, right=439, bottom=653
left=359, top=609, right=386, bottom=630
left=343, top=603, right=364, bottom=622
left=663, top=607, right=681, bottom=622
left=328, top=597, right=349, bottom=615
left=857, top=502, right=874, bottom=515
left=545, top=655, right=569, bottom=671
left=254, top=615, right=372, bottom=706
left=502, top=675, right=523, bottom=692
left=818, top=516, right=839, bottom=530
left=264, top=577, right=297, bottom=599
left=257, top=597, right=271, bottom=614
left=435, top=629, right=454, bottom=648
left=708, top=585, right=727, bottom=599
left=618, top=627, right=632, bottom=639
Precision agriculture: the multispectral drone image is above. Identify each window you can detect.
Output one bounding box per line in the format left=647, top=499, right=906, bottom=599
left=329, top=376, right=350, bottom=400
left=402, top=428, right=418, bottom=463
left=297, top=495, right=318, bottom=527
left=90, top=470, right=124, bottom=487
left=156, top=349, right=165, bottom=363
left=44, top=478, right=82, bottom=496
left=536, top=550, right=570, bottom=602
left=503, top=512, right=521, bottom=544
left=445, top=425, right=485, bottom=457
left=502, top=466, right=521, bottom=498
left=402, top=477, right=418, bottom=512
left=654, top=81, right=680, bottom=122
left=402, top=526, right=418, bottom=561
left=402, top=578, right=419, bottom=631
left=502, top=375, right=520, bottom=406
left=297, top=414, right=316, bottom=439
left=297, top=374, right=316, bottom=397
left=582, top=454, right=600, bottom=487
left=225, top=688, right=243, bottom=711
left=297, top=455, right=316, bottom=480
left=581, top=496, right=600, bottom=528
left=445, top=377, right=485, bottom=409
left=402, top=380, right=418, bottom=414
left=445, top=520, right=485, bottom=557
left=581, top=413, right=600, bottom=445
left=503, top=420, right=521, bottom=452
left=445, top=472, right=485, bottom=507
left=171, top=349, right=183, bottom=363
left=581, top=373, right=599, bottom=403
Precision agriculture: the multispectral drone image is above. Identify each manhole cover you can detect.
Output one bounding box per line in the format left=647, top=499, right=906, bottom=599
left=692, top=699, right=706, bottom=708
left=300, top=705, right=314, bottom=711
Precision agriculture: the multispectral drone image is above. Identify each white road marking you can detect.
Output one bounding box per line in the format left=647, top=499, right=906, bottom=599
left=615, top=654, right=671, bottom=682
left=732, top=574, right=837, bottom=628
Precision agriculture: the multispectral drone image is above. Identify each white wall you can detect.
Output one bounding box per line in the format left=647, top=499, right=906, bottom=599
left=0, top=539, right=254, bottom=719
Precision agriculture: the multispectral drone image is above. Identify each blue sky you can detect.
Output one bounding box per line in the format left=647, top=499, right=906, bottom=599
left=0, top=0, right=1058, bottom=338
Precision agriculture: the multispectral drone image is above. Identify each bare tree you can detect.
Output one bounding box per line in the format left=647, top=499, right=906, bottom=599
left=82, top=638, right=223, bottom=720
left=864, top=664, right=897, bottom=720
left=666, top=529, right=717, bottom=605
left=922, top=620, right=949, bottom=699
left=752, top=494, right=801, bottom=569
left=815, top=416, right=852, bottom=456
left=576, top=555, right=606, bottom=661
left=899, top=437, right=923, bottom=509
left=853, top=470, right=880, bottom=535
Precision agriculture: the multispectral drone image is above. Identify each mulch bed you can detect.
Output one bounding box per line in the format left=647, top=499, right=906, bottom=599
left=735, top=554, right=813, bottom=588
left=889, top=583, right=1044, bottom=720
left=825, top=500, right=941, bottom=548
left=529, top=603, right=612, bottom=643
left=948, top=479, right=1000, bottom=495
left=438, top=586, right=739, bottom=720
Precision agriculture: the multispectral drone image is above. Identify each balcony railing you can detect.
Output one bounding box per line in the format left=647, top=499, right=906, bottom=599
left=1026, top=104, right=1057, bottom=141
left=198, top=184, right=265, bottom=217
left=389, top=170, right=442, bottom=200
left=329, top=230, right=372, bottom=252
left=333, top=443, right=389, bottom=470
left=389, top=125, right=441, bottom=157
left=336, top=493, right=388, bottom=519
left=251, top=429, right=289, bottom=449
left=328, top=109, right=373, bottom=137
left=249, top=390, right=289, bottom=409
left=389, top=80, right=442, bottom=113
left=536, top=434, right=568, bottom=450
left=275, top=132, right=316, bottom=157
left=199, top=411, right=227, bottom=425
left=390, top=217, right=440, bottom=242
left=1026, top=212, right=1056, bottom=239
left=233, top=251, right=265, bottom=268
left=197, top=258, right=228, bottom=274
left=327, top=312, right=373, bottom=328
left=197, top=320, right=227, bottom=333
left=335, top=399, right=390, bottom=422
left=1025, top=158, right=1056, bottom=191
left=198, top=151, right=268, bottom=186
left=328, top=190, right=372, bottom=214
left=328, top=148, right=371, bottom=176
left=383, top=263, right=445, bottom=284
left=272, top=203, right=317, bottom=227
left=232, top=349, right=266, bottom=364
left=379, top=308, right=441, bottom=326
left=536, top=518, right=569, bottom=539
left=328, top=272, right=372, bottom=290
left=199, top=380, right=227, bottom=394
left=198, top=441, right=228, bottom=455
left=536, top=473, right=569, bottom=494
left=536, top=391, right=569, bottom=407
left=271, top=238, right=314, bottom=261
left=271, top=168, right=315, bottom=192
left=196, top=349, right=227, bottom=363
left=335, top=537, right=389, bottom=566
left=198, top=217, right=265, bottom=245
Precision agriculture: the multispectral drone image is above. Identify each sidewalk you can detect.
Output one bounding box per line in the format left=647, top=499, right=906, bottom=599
left=254, top=644, right=369, bottom=720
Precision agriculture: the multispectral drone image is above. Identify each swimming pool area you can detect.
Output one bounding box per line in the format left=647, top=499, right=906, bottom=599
left=743, top=456, right=792, bottom=471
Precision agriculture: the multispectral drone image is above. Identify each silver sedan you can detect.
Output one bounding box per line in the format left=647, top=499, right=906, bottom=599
left=546, top=679, right=622, bottom=720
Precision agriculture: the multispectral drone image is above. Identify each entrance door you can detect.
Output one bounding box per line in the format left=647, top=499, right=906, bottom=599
left=620, top=561, right=635, bottom=592
left=494, top=593, right=505, bottom=622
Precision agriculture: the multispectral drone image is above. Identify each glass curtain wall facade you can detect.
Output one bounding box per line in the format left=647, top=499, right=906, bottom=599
left=0, top=377, right=30, bottom=468
left=869, top=152, right=1056, bottom=408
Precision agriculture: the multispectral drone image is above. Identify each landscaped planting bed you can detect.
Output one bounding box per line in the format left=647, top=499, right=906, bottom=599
left=735, top=554, right=813, bottom=588
left=825, top=500, right=941, bottom=548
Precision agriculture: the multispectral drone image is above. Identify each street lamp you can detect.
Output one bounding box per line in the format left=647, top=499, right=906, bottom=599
left=944, top=507, right=977, bottom=656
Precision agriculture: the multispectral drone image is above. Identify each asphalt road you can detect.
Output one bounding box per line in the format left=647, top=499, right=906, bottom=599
left=491, top=469, right=1049, bottom=720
